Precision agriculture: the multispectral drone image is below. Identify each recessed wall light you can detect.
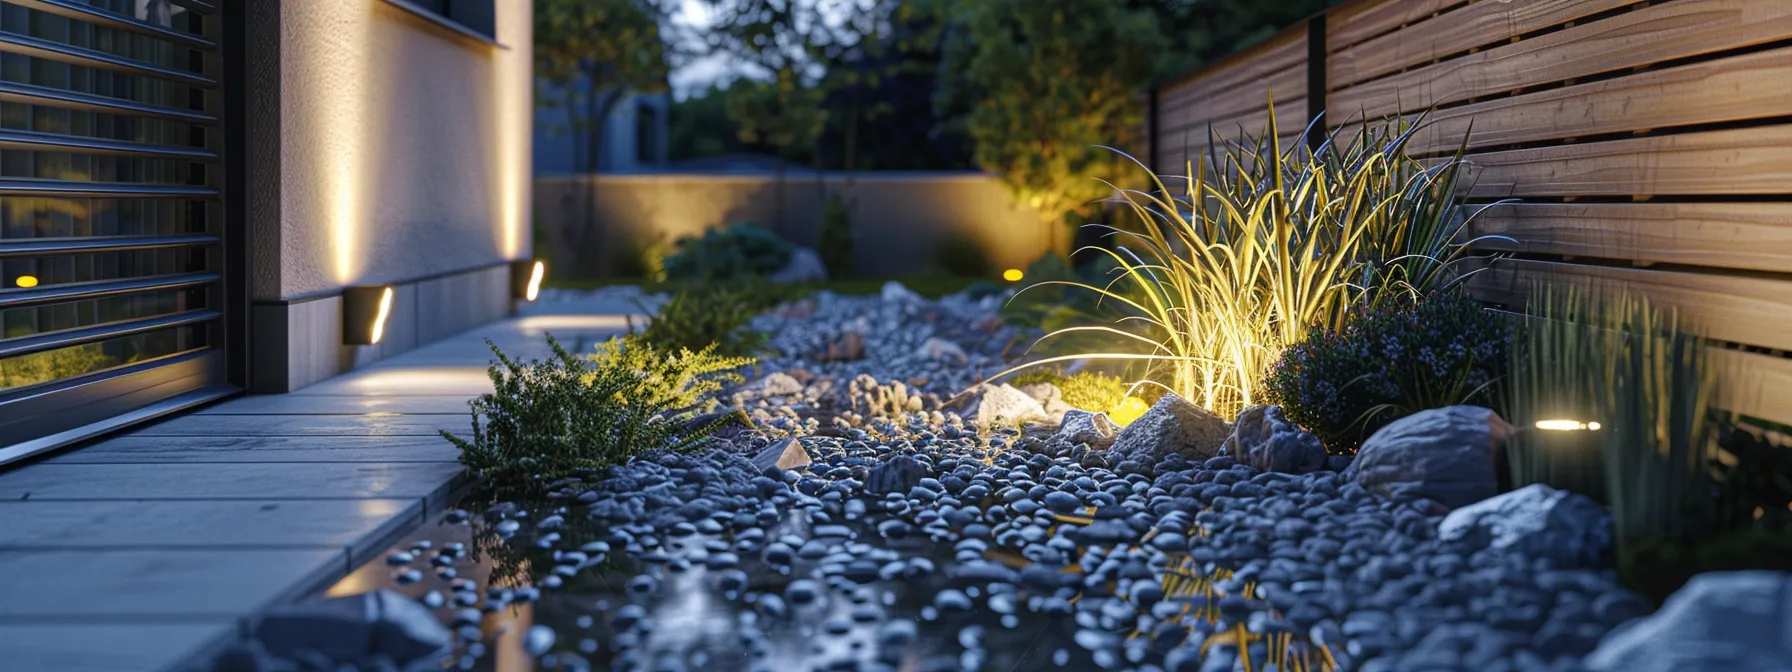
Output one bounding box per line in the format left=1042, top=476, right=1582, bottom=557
left=513, top=259, right=546, bottom=302
left=342, top=285, right=395, bottom=345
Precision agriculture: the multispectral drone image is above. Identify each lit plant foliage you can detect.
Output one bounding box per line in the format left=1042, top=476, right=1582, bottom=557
left=444, top=334, right=752, bottom=497
left=1001, top=106, right=1505, bottom=419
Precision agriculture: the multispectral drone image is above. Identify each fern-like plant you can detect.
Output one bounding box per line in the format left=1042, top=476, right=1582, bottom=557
left=443, top=334, right=753, bottom=497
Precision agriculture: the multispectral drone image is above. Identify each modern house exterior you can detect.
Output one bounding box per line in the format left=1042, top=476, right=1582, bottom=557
left=533, top=82, right=670, bottom=174
left=0, top=0, right=534, bottom=465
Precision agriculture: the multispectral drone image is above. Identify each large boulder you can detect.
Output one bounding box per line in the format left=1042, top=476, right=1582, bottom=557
left=1437, top=483, right=1612, bottom=568
left=1583, top=571, right=1792, bottom=672
left=767, top=247, right=828, bottom=284
left=1342, top=405, right=1504, bottom=509
left=1104, top=394, right=1231, bottom=465
left=1224, top=405, right=1327, bottom=474
left=251, top=589, right=450, bottom=668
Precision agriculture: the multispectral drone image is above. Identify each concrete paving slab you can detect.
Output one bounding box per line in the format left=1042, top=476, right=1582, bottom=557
left=127, top=413, right=472, bottom=436
left=46, top=435, right=460, bottom=464
left=194, top=394, right=476, bottom=415
left=0, top=499, right=422, bottom=552
left=0, top=622, right=235, bottom=672
left=0, top=463, right=466, bottom=500
left=0, top=548, right=347, bottom=617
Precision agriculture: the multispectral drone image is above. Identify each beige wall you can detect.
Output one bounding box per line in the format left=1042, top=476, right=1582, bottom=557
left=251, top=0, right=533, bottom=301
left=534, top=172, right=1058, bottom=278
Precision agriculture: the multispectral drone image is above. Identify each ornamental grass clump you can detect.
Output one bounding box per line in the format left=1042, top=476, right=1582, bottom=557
left=998, top=104, right=1507, bottom=420
left=444, top=334, right=752, bottom=497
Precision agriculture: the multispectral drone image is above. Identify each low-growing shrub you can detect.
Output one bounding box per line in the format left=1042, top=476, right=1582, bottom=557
left=662, top=223, right=793, bottom=282
left=934, top=233, right=991, bottom=277
left=632, top=284, right=779, bottom=357
left=1265, top=292, right=1510, bottom=453
left=818, top=195, right=853, bottom=278
left=443, top=334, right=752, bottom=497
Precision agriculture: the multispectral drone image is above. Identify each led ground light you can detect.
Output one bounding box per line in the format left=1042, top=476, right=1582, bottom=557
left=342, top=285, right=395, bottom=345
left=513, top=259, right=546, bottom=301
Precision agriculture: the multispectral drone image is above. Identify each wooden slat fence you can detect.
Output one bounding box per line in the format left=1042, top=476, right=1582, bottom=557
left=1148, top=0, right=1792, bottom=428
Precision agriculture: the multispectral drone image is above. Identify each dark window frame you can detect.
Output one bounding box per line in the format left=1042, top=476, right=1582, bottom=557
left=381, top=0, right=504, bottom=47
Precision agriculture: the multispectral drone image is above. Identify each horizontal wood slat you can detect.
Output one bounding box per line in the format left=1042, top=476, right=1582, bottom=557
left=1407, top=47, right=1792, bottom=156
left=1468, top=258, right=1792, bottom=354
left=1709, top=348, right=1792, bottom=428
left=1471, top=203, right=1792, bottom=274
left=1158, top=67, right=1305, bottom=135
left=1460, top=125, right=1792, bottom=199
left=1327, top=0, right=1462, bottom=53
left=1329, top=0, right=1792, bottom=123
left=1330, top=0, right=1633, bottom=89
left=1160, top=30, right=1306, bottom=107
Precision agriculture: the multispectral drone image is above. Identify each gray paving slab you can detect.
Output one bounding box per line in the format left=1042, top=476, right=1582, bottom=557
left=194, top=394, right=476, bottom=415
left=0, top=499, right=422, bottom=552
left=45, top=435, right=460, bottom=463
left=289, top=367, right=498, bottom=396
left=0, top=463, right=466, bottom=501
left=0, top=548, right=347, bottom=617
left=127, top=413, right=472, bottom=436
left=0, top=622, right=236, bottom=672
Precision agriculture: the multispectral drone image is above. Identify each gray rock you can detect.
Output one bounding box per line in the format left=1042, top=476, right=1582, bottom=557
left=768, top=247, right=829, bottom=284
left=252, top=589, right=451, bottom=667
left=748, top=372, right=805, bottom=397
left=1056, top=409, right=1120, bottom=448
left=959, top=384, right=1048, bottom=427
left=1225, top=405, right=1328, bottom=474
left=918, top=337, right=969, bottom=365
left=523, top=625, right=557, bottom=657
left=752, top=437, right=813, bottom=472
left=1438, top=483, right=1612, bottom=568
left=1105, top=394, right=1231, bottom=464
left=881, top=281, right=923, bottom=303
left=1018, top=382, right=1063, bottom=405
left=1584, top=571, right=1792, bottom=672
left=1342, top=405, right=1503, bottom=509
left=867, top=455, right=928, bottom=495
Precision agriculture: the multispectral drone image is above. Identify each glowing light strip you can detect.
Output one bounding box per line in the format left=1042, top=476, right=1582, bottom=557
left=526, top=260, right=545, bottom=302
left=1534, top=419, right=1601, bottom=431
left=370, top=287, right=394, bottom=344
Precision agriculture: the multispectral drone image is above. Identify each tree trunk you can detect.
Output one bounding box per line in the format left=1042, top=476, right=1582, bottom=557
left=571, top=77, right=627, bottom=275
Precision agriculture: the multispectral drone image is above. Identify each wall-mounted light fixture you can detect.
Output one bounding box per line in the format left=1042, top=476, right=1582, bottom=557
left=1534, top=419, right=1601, bottom=431
left=342, top=285, right=396, bottom=345
left=512, top=259, right=546, bottom=302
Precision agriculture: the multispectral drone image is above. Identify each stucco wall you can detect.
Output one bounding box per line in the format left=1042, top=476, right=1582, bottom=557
left=533, top=172, right=1057, bottom=278
left=250, top=0, right=533, bottom=301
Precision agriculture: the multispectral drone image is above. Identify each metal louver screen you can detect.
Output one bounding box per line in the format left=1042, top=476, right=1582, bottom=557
left=0, top=0, right=229, bottom=461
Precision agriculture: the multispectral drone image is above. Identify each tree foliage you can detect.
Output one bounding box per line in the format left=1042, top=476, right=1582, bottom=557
left=930, top=0, right=1164, bottom=230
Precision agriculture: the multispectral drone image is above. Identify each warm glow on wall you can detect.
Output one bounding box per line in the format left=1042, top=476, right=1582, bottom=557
left=1535, top=419, right=1601, bottom=431
left=492, top=0, right=532, bottom=260
left=14, top=275, right=37, bottom=288
left=299, top=0, right=374, bottom=284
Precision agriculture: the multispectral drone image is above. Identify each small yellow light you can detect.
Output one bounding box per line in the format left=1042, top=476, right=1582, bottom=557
left=525, top=260, right=545, bottom=302
left=15, top=275, right=38, bottom=288
left=1535, top=419, right=1600, bottom=431
left=369, top=287, right=394, bottom=345
left=1002, top=269, right=1024, bottom=282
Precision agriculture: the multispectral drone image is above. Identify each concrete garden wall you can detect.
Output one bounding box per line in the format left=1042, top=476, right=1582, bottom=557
left=533, top=172, right=1059, bottom=278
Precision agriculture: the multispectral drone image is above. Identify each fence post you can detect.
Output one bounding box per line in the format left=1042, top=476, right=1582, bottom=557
left=1306, top=12, right=1328, bottom=151
left=1147, top=86, right=1160, bottom=176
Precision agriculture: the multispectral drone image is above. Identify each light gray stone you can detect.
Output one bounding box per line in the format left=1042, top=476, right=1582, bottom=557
left=1342, top=405, right=1502, bottom=509
left=747, top=372, right=805, bottom=397
left=1438, top=483, right=1612, bottom=568
left=1584, top=571, right=1792, bottom=672
left=918, top=337, right=969, bottom=365
left=961, top=384, right=1047, bottom=427
left=1225, top=405, right=1328, bottom=474
left=768, top=247, right=828, bottom=284
left=752, top=437, right=813, bottom=472
left=880, top=281, right=923, bottom=303
left=1105, top=394, right=1232, bottom=464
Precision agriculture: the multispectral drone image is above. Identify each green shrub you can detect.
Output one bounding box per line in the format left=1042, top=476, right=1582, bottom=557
left=662, top=223, right=793, bottom=281
left=935, top=233, right=991, bottom=277
left=633, top=284, right=776, bottom=358
left=443, top=334, right=752, bottom=497
left=818, top=195, right=853, bottom=278
left=1265, top=292, right=1510, bottom=453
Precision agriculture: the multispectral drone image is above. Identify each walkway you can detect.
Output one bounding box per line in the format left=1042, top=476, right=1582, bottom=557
left=0, top=299, right=635, bottom=672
